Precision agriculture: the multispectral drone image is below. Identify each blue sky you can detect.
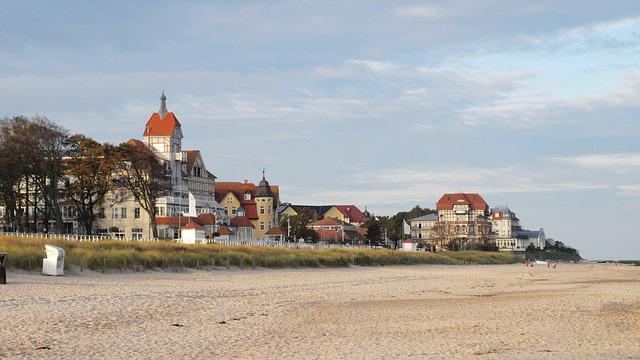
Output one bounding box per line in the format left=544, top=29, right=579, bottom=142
left=2, top=1, right=639, bottom=259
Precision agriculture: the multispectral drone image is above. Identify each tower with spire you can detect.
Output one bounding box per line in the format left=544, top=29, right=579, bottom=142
left=255, top=169, right=276, bottom=239
left=143, top=91, right=184, bottom=186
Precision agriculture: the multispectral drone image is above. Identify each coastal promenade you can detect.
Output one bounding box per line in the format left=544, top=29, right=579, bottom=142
left=1, top=264, right=639, bottom=359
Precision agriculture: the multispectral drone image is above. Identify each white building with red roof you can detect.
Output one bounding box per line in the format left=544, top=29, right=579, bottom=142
left=433, top=193, right=491, bottom=249
left=95, top=92, right=225, bottom=240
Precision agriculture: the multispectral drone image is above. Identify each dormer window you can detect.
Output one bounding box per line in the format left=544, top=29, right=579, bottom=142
left=244, top=193, right=251, bottom=200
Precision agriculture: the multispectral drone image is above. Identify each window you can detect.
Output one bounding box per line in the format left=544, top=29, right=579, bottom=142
left=112, top=208, right=119, bottom=219
left=260, top=222, right=265, bottom=231
left=232, top=207, right=237, bottom=215
left=194, top=166, right=201, bottom=177
left=121, top=207, right=127, bottom=219
left=98, top=208, right=105, bottom=219
left=132, top=228, right=143, bottom=241
left=244, top=193, right=251, bottom=200
left=267, top=206, right=271, bottom=214
left=227, top=196, right=232, bottom=203
left=260, top=206, right=265, bottom=215
left=134, top=208, right=141, bottom=219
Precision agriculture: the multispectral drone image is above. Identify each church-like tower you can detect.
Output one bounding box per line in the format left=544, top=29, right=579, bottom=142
left=143, top=91, right=184, bottom=186
left=255, top=170, right=276, bottom=239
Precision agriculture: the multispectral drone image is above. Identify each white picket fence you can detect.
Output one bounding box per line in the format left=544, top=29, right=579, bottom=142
left=0, top=232, right=376, bottom=250
left=0, top=231, right=157, bottom=242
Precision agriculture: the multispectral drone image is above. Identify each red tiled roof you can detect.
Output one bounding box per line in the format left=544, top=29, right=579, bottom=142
left=143, top=112, right=181, bottom=137
left=436, top=193, right=488, bottom=211
left=215, top=181, right=279, bottom=205
left=309, top=217, right=343, bottom=227
left=217, top=226, right=233, bottom=235
left=333, top=205, right=366, bottom=223
left=156, top=216, right=199, bottom=225
left=231, top=216, right=254, bottom=228
left=184, top=150, right=199, bottom=174
left=197, top=213, right=216, bottom=225
left=314, top=229, right=364, bottom=242
left=181, top=222, right=204, bottom=230
left=265, top=227, right=285, bottom=235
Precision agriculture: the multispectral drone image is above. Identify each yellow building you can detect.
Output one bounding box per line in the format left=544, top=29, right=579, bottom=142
left=214, top=174, right=280, bottom=240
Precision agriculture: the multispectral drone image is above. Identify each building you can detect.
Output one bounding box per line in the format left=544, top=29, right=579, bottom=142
left=230, top=216, right=254, bottom=241
left=491, top=207, right=522, bottom=251
left=94, top=92, right=225, bottom=239
left=180, top=222, right=206, bottom=244
left=278, top=204, right=333, bottom=219
left=401, top=239, right=418, bottom=251
left=214, top=174, right=280, bottom=240
left=307, top=217, right=366, bottom=243
left=491, top=207, right=546, bottom=252
left=515, top=228, right=546, bottom=251
left=409, top=213, right=438, bottom=240
left=434, top=193, right=491, bottom=250
left=323, top=205, right=367, bottom=226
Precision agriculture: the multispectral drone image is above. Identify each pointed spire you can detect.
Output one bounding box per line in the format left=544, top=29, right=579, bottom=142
left=159, top=90, right=168, bottom=119
left=262, top=168, right=266, bottom=180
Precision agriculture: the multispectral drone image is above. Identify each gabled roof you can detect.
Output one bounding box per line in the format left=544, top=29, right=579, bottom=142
left=183, top=150, right=200, bottom=175
left=332, top=205, right=366, bottom=223
left=215, top=181, right=280, bottom=206
left=308, top=217, right=353, bottom=228
left=436, top=193, right=488, bottom=211
left=156, top=216, right=200, bottom=225
left=230, top=216, right=254, bottom=228
left=265, top=227, right=285, bottom=235
left=181, top=222, right=205, bottom=230
left=217, top=226, right=233, bottom=235
left=143, top=112, right=181, bottom=137
left=197, top=213, right=216, bottom=225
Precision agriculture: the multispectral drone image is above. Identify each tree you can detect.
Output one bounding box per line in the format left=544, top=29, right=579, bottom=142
left=65, top=135, right=116, bottom=234
left=114, top=141, right=170, bottom=238
left=30, top=117, right=69, bottom=233
left=0, top=116, right=68, bottom=233
left=280, top=207, right=319, bottom=242
left=381, top=205, right=434, bottom=241
left=364, top=216, right=382, bottom=245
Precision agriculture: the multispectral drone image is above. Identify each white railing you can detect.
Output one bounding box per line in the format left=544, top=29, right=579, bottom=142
left=0, top=231, right=378, bottom=249
left=0, top=231, right=157, bottom=242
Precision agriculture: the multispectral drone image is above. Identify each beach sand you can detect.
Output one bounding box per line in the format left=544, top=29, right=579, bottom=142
left=1, top=263, right=639, bottom=359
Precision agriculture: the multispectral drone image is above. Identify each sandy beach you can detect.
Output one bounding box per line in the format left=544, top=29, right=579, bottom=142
left=1, top=263, right=639, bottom=359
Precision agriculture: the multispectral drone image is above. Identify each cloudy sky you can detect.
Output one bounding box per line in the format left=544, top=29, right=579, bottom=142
left=2, top=1, right=639, bottom=259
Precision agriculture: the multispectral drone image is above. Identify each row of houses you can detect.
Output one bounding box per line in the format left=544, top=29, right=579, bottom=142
left=1, top=94, right=551, bottom=250
left=0, top=92, right=374, bottom=245
left=405, top=193, right=547, bottom=252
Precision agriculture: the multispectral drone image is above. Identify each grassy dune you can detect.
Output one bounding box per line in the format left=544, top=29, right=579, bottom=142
left=0, top=236, right=522, bottom=272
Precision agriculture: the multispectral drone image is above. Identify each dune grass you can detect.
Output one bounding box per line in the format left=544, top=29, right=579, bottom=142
left=0, top=235, right=522, bottom=272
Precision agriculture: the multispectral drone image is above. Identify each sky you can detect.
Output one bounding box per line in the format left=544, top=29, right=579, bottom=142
left=2, top=1, right=639, bottom=259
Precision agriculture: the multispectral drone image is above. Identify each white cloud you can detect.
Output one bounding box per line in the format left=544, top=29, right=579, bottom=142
left=552, top=153, right=640, bottom=170
left=394, top=5, right=445, bottom=19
